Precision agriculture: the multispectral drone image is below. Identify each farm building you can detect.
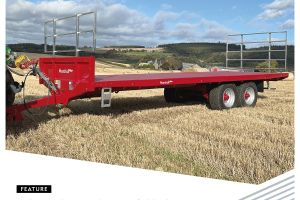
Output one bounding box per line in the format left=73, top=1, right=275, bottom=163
left=139, top=59, right=163, bottom=69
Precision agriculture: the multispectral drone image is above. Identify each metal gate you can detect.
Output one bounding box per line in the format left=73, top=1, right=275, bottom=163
left=44, top=11, right=97, bottom=57
left=226, top=31, right=287, bottom=72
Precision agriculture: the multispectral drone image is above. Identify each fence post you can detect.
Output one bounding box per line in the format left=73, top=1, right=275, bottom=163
left=53, top=19, right=56, bottom=57
left=226, top=35, right=228, bottom=68
left=76, top=13, right=80, bottom=57
left=241, top=34, right=243, bottom=69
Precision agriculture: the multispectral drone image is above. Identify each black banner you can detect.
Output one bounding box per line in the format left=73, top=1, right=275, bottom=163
left=17, top=185, right=52, bottom=193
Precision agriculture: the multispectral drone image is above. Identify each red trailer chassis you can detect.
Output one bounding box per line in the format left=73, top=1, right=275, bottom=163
left=6, top=57, right=289, bottom=122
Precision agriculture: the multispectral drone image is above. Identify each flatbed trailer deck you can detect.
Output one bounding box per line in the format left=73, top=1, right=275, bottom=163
left=94, top=71, right=287, bottom=89
left=6, top=57, right=289, bottom=122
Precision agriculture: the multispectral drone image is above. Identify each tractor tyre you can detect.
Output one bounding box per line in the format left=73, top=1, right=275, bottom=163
left=6, top=68, right=15, bottom=107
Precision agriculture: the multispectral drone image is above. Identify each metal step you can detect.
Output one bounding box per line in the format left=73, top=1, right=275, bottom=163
left=101, top=87, right=111, bottom=107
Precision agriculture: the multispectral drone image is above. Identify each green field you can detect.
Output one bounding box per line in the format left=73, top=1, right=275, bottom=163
left=118, top=59, right=140, bottom=64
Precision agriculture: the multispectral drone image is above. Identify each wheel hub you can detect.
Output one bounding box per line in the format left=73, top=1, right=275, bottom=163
left=245, top=92, right=250, bottom=99
left=244, top=87, right=255, bottom=105
left=223, top=93, right=230, bottom=101
left=223, top=88, right=235, bottom=108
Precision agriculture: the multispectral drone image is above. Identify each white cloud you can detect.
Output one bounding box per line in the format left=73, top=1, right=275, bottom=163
left=279, top=19, right=294, bottom=29
left=161, top=3, right=172, bottom=10
left=257, top=0, right=294, bottom=20
left=224, top=16, right=243, bottom=26
left=198, top=19, right=239, bottom=40
left=264, top=0, right=294, bottom=10
left=168, top=19, right=238, bottom=42
left=231, top=6, right=237, bottom=9
left=258, top=9, right=283, bottom=19
left=6, top=0, right=236, bottom=47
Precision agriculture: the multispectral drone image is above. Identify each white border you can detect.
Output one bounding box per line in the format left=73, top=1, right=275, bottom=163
left=1, top=1, right=297, bottom=200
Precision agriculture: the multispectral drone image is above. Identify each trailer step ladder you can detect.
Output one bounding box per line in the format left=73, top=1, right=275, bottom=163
left=101, top=87, right=112, bottom=107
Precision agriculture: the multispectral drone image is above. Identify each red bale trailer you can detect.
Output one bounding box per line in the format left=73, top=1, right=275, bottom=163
left=6, top=57, right=289, bottom=122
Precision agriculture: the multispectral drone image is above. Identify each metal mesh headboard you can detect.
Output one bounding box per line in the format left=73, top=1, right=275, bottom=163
left=44, top=11, right=97, bottom=57
left=226, top=31, right=287, bottom=72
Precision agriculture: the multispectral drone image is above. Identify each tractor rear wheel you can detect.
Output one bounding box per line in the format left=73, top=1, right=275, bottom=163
left=6, top=68, right=15, bottom=107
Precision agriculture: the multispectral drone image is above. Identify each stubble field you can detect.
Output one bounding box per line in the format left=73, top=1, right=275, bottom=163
left=6, top=58, right=294, bottom=184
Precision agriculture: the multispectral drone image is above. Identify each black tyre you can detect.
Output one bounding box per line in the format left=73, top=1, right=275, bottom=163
left=164, top=88, right=187, bottom=103
left=209, top=84, right=237, bottom=110
left=236, top=82, right=258, bottom=107
left=6, top=68, right=15, bottom=107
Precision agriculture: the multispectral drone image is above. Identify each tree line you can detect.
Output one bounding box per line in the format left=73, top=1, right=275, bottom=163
left=7, top=42, right=294, bottom=71
left=104, top=45, right=145, bottom=48
left=159, top=43, right=294, bottom=71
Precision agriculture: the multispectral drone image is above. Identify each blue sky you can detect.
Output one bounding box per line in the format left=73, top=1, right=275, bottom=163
left=6, top=0, right=294, bottom=47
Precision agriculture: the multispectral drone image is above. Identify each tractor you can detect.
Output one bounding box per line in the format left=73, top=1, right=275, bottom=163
left=6, top=47, right=39, bottom=108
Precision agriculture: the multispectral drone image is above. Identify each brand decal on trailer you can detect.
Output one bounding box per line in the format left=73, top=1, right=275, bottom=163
left=160, top=80, right=173, bottom=84
left=59, top=69, right=73, bottom=73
